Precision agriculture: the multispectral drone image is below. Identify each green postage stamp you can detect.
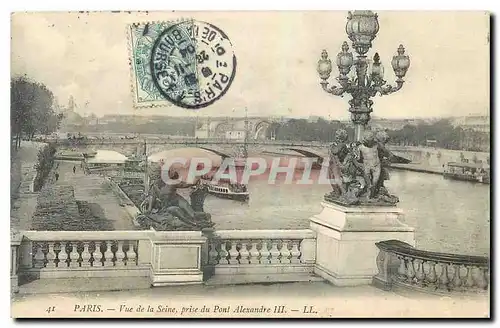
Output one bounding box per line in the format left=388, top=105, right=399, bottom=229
left=128, top=19, right=237, bottom=109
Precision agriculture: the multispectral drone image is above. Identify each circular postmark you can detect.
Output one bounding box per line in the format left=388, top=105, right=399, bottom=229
left=150, top=20, right=237, bottom=109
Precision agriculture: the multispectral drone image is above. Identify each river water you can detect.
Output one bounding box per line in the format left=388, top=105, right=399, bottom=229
left=201, top=169, right=490, bottom=257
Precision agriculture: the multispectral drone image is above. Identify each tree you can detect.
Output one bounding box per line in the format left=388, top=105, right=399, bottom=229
left=266, top=122, right=281, bottom=140
left=267, top=119, right=350, bottom=142
left=386, top=119, right=466, bottom=150
left=11, top=76, right=35, bottom=148
left=11, top=76, right=62, bottom=149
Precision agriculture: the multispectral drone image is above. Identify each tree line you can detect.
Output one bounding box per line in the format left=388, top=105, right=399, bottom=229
left=11, top=76, right=63, bottom=149
left=265, top=117, right=487, bottom=151
left=62, top=121, right=196, bottom=136
left=266, top=118, right=354, bottom=142
left=386, top=119, right=488, bottom=151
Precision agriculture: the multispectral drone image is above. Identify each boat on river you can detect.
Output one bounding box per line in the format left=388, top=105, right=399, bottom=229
left=205, top=181, right=249, bottom=202
left=443, top=162, right=490, bottom=184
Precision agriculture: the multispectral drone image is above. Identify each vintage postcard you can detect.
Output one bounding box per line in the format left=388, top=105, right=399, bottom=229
left=10, top=11, right=490, bottom=318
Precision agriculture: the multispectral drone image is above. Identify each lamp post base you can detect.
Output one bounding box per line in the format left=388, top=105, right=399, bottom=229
left=309, top=202, right=415, bottom=286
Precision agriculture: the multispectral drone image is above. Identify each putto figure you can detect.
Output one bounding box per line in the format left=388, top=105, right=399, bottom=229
left=324, top=128, right=410, bottom=206
left=327, top=129, right=349, bottom=198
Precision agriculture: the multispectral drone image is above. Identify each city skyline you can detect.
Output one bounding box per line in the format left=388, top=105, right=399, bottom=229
left=64, top=105, right=490, bottom=121
left=12, top=11, right=490, bottom=119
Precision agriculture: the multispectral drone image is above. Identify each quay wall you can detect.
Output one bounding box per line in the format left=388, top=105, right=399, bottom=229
left=388, top=146, right=490, bottom=174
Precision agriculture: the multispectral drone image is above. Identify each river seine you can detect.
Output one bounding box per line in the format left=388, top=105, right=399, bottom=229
left=202, top=169, right=490, bottom=256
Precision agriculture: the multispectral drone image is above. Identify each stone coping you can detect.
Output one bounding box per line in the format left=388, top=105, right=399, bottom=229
left=212, top=229, right=315, bottom=240
left=320, top=201, right=404, bottom=214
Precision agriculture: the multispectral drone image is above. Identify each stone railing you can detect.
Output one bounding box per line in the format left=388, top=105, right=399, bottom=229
left=11, top=229, right=319, bottom=292
left=373, top=240, right=490, bottom=294
left=205, top=229, right=317, bottom=284
left=16, top=231, right=151, bottom=280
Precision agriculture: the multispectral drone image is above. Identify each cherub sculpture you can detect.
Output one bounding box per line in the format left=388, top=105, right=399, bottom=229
left=358, top=130, right=382, bottom=198
left=326, top=129, right=349, bottom=198
left=374, top=130, right=410, bottom=203
left=324, top=128, right=410, bottom=206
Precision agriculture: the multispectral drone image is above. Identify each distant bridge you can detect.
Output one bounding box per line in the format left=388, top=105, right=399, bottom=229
left=51, top=138, right=489, bottom=172
left=52, top=138, right=330, bottom=159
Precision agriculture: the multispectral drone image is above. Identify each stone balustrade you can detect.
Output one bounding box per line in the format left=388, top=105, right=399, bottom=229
left=373, top=240, right=490, bottom=294
left=17, top=231, right=152, bottom=280
left=205, top=229, right=317, bottom=284
left=18, top=227, right=489, bottom=295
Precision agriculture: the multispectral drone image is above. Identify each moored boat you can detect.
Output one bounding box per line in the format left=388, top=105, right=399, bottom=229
left=205, top=181, right=249, bottom=202
left=443, top=162, right=490, bottom=184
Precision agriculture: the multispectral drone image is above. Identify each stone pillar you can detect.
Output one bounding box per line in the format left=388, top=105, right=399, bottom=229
left=309, top=202, right=415, bottom=286
left=11, top=231, right=22, bottom=294
left=137, top=235, right=152, bottom=267
left=149, top=230, right=207, bottom=286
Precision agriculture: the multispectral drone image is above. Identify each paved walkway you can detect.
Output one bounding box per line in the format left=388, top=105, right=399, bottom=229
left=11, top=142, right=47, bottom=231
left=52, top=161, right=136, bottom=230
left=11, top=281, right=489, bottom=318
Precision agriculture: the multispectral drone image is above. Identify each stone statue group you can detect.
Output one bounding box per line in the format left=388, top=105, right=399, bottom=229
left=325, top=129, right=410, bottom=206
left=136, top=164, right=215, bottom=231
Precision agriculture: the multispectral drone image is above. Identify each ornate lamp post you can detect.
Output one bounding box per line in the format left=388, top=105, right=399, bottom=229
left=317, top=11, right=410, bottom=142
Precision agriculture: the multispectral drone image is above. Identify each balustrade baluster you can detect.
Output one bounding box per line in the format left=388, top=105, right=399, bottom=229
left=239, top=243, right=250, bottom=264
left=115, top=241, right=126, bottom=267
left=269, top=242, right=280, bottom=264
left=218, top=242, right=229, bottom=265
left=414, top=259, right=425, bottom=284
left=126, top=241, right=137, bottom=265
left=475, top=268, right=488, bottom=290
left=103, top=241, right=114, bottom=267
left=93, top=242, right=103, bottom=267
left=228, top=242, right=239, bottom=265
left=249, top=242, right=260, bottom=264
left=406, top=257, right=416, bottom=283
left=426, top=261, right=438, bottom=285
left=451, top=265, right=462, bottom=289
left=69, top=242, right=80, bottom=268
left=260, top=242, right=270, bottom=264
left=208, top=243, right=219, bottom=265
left=463, top=266, right=475, bottom=287
left=58, top=242, right=69, bottom=268
left=81, top=242, right=92, bottom=267
left=45, top=242, right=57, bottom=268
left=375, top=241, right=489, bottom=294
left=34, top=244, right=45, bottom=269
left=397, top=256, right=407, bottom=281
left=290, top=242, right=301, bottom=264
left=438, top=263, right=450, bottom=289
left=279, top=241, right=291, bottom=264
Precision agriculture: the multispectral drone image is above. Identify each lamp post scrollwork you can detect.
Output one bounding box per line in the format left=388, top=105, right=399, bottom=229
left=317, top=10, right=410, bottom=142
left=318, top=11, right=412, bottom=206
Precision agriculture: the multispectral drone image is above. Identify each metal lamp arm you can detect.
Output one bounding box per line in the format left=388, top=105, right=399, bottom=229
left=320, top=80, right=347, bottom=96
left=374, top=79, right=404, bottom=96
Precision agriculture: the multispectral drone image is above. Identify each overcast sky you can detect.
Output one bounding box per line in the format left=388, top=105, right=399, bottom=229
left=11, top=11, right=490, bottom=119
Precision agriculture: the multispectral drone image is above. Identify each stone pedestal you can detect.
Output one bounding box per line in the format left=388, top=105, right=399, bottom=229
left=309, top=202, right=415, bottom=286
left=149, top=231, right=207, bottom=286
